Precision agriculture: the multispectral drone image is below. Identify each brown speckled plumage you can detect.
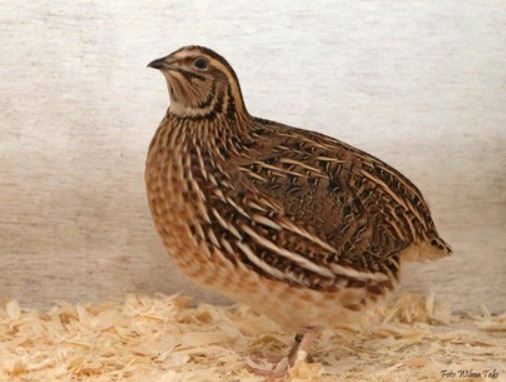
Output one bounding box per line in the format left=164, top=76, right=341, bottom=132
left=145, top=46, right=452, bottom=368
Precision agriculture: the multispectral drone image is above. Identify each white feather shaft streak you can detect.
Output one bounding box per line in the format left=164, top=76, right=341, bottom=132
left=207, top=228, right=221, bottom=248
left=211, top=209, right=243, bottom=240
left=315, top=156, right=347, bottom=163
left=242, top=223, right=388, bottom=282
left=329, top=263, right=389, bottom=282
left=195, top=146, right=208, bottom=180
left=241, top=225, right=334, bottom=278
left=225, top=197, right=251, bottom=218
left=238, top=167, right=267, bottom=181
left=236, top=242, right=287, bottom=280
left=247, top=201, right=267, bottom=211
left=360, top=169, right=427, bottom=230
left=275, top=132, right=335, bottom=150
left=279, top=220, right=337, bottom=254
left=360, top=169, right=407, bottom=209
left=251, top=214, right=281, bottom=230
left=278, top=158, right=326, bottom=175
left=253, top=161, right=306, bottom=178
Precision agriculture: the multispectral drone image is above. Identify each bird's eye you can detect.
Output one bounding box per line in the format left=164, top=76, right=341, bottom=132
left=193, top=58, right=208, bottom=70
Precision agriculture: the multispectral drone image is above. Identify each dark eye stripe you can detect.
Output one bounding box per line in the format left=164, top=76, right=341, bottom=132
left=179, top=69, right=207, bottom=81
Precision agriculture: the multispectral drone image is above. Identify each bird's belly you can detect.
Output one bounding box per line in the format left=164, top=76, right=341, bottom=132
left=147, top=191, right=377, bottom=331
left=193, top=265, right=379, bottom=331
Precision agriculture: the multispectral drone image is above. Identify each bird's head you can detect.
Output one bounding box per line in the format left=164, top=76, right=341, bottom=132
left=148, top=46, right=247, bottom=118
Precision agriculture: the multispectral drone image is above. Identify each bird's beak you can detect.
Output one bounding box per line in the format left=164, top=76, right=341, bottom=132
left=147, top=56, right=175, bottom=70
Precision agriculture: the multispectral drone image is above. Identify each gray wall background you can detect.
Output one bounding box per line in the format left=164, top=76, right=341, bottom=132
left=1, top=1, right=505, bottom=311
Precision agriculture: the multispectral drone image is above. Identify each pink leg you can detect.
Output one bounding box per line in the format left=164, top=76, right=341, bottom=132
left=247, top=330, right=319, bottom=378
left=288, top=331, right=318, bottom=364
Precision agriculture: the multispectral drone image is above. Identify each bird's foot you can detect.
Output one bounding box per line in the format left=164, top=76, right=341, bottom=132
left=246, top=350, right=314, bottom=379
left=245, top=358, right=289, bottom=379
left=245, top=331, right=318, bottom=378
left=245, top=353, right=289, bottom=378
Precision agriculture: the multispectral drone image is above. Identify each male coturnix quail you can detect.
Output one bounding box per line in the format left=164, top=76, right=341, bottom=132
left=145, top=46, right=452, bottom=373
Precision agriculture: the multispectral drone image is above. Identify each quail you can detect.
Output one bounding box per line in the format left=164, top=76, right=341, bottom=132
left=145, top=46, right=452, bottom=372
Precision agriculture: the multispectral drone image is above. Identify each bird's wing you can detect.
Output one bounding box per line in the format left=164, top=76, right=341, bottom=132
left=188, top=119, right=450, bottom=291
left=197, top=163, right=393, bottom=292
left=187, top=137, right=392, bottom=292
left=231, top=120, right=451, bottom=277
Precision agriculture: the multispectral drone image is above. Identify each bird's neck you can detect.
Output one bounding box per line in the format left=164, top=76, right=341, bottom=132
left=161, top=106, right=255, bottom=160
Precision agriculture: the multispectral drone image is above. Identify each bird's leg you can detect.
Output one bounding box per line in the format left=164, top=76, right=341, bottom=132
left=288, top=331, right=318, bottom=365
left=287, top=333, right=303, bottom=362
left=247, top=331, right=319, bottom=378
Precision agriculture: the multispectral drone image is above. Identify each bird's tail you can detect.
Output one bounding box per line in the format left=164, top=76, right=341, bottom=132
left=401, top=237, right=452, bottom=262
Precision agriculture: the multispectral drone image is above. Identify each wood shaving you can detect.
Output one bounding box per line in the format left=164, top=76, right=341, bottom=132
left=1, top=292, right=505, bottom=381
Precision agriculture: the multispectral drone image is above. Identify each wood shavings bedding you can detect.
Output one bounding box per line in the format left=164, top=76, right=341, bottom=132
left=1, top=292, right=505, bottom=382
